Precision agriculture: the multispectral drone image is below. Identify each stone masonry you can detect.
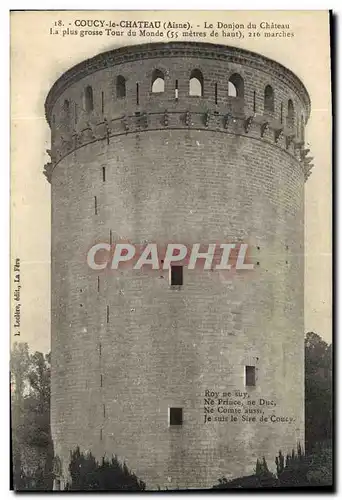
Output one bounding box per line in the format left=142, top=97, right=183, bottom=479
left=44, top=42, right=312, bottom=490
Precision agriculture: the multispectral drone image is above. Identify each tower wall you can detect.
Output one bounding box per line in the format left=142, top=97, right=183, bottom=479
left=45, top=42, right=310, bottom=489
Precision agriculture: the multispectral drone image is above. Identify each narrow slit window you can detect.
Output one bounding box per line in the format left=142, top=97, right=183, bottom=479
left=301, top=115, right=305, bottom=142
left=99, top=342, right=102, bottom=357
left=97, top=276, right=100, bottom=292
left=102, top=166, right=106, bottom=182
left=103, top=404, right=106, bottom=418
left=169, top=407, right=183, bottom=426
left=101, top=91, right=104, bottom=114
left=170, top=265, right=183, bottom=286
left=280, top=103, right=283, bottom=123
left=106, top=305, right=109, bottom=323
left=100, top=429, right=103, bottom=441
left=100, top=374, right=103, bottom=387
left=136, top=83, right=139, bottom=105
left=109, top=229, right=112, bottom=245
left=94, top=196, right=98, bottom=215
left=253, top=91, right=256, bottom=113
left=74, top=103, right=77, bottom=125
left=245, top=366, right=256, bottom=387
left=175, top=79, right=178, bottom=99
left=215, top=83, right=218, bottom=104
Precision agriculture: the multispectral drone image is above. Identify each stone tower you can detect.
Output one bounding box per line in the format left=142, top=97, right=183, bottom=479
left=44, top=42, right=312, bottom=490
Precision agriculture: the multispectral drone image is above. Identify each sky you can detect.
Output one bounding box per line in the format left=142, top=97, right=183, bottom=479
left=10, top=10, right=332, bottom=353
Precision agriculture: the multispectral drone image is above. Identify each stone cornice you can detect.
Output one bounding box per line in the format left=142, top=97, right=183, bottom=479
left=44, top=109, right=312, bottom=183
left=45, top=42, right=311, bottom=126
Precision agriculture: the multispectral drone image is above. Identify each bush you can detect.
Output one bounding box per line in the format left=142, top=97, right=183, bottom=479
left=65, top=447, right=145, bottom=491
left=212, top=444, right=333, bottom=489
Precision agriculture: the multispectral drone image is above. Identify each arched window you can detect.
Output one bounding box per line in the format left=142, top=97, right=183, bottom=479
left=287, top=99, right=295, bottom=128
left=228, top=73, right=244, bottom=98
left=63, top=99, right=70, bottom=126
left=116, top=75, right=126, bottom=99
left=84, top=86, right=93, bottom=112
left=151, top=69, right=165, bottom=93
left=63, top=99, right=70, bottom=113
left=264, top=85, right=274, bottom=113
left=228, top=81, right=237, bottom=97
left=189, top=69, right=204, bottom=97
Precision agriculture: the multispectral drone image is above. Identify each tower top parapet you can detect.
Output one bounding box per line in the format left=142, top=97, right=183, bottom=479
left=45, top=41, right=311, bottom=125
left=44, top=41, right=313, bottom=183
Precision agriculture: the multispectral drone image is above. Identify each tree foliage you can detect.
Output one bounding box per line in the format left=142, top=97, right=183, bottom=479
left=305, top=332, right=332, bottom=451
left=11, top=342, right=53, bottom=490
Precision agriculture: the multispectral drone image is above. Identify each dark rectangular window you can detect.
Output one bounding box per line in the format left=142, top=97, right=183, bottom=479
left=175, top=79, right=178, bottom=99
left=253, top=91, right=256, bottom=113
left=100, top=374, right=103, bottom=387
left=94, top=196, right=98, bottom=215
left=102, top=166, right=106, bottom=182
left=106, top=305, right=109, bottom=323
left=109, top=229, right=112, bottom=245
left=169, top=407, right=183, bottom=426
left=215, top=83, right=218, bottom=104
left=101, top=91, right=104, bottom=114
left=103, top=404, right=106, bottom=418
left=171, top=265, right=183, bottom=286
left=99, top=342, right=102, bottom=357
left=97, top=276, right=100, bottom=292
left=245, top=366, right=256, bottom=386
